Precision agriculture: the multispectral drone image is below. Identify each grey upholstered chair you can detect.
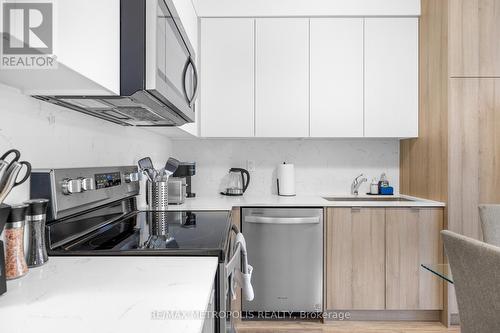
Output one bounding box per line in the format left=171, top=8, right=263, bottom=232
left=441, top=230, right=500, bottom=333
left=479, top=204, right=500, bottom=247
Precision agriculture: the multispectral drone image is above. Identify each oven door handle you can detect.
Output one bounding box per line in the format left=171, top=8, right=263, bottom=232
left=245, top=216, right=321, bottom=225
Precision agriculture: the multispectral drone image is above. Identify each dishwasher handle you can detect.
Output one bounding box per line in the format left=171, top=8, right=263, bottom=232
left=245, top=216, right=321, bottom=225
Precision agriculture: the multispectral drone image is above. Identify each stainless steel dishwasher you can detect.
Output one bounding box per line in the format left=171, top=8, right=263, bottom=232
left=242, top=207, right=323, bottom=313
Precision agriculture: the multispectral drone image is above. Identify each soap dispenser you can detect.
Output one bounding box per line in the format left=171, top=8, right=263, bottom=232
left=370, top=178, right=379, bottom=195
left=378, top=173, right=389, bottom=191
left=378, top=173, right=394, bottom=195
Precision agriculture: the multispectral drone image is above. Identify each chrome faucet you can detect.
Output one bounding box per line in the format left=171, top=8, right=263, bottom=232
left=351, top=174, right=367, bottom=196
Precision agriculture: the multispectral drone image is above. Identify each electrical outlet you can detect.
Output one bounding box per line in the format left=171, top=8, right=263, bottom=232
left=247, top=160, right=256, bottom=172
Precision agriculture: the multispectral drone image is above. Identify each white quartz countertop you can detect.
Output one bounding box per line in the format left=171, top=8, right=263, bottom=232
left=0, top=256, right=218, bottom=333
left=166, top=194, right=445, bottom=211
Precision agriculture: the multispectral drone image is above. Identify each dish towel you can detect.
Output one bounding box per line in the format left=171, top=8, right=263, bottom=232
left=227, top=232, right=254, bottom=301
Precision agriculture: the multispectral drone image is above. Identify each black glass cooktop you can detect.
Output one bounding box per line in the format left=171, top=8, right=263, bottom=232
left=50, top=211, right=231, bottom=260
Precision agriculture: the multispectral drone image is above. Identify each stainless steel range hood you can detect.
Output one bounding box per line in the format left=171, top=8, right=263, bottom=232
left=34, top=91, right=192, bottom=127
left=32, top=0, right=197, bottom=127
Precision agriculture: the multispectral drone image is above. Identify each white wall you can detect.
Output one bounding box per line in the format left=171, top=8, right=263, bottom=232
left=172, top=139, right=399, bottom=197
left=0, top=83, right=172, bottom=205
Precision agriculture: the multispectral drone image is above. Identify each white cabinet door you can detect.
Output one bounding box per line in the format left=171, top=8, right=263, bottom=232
left=310, top=18, right=364, bottom=137
left=0, top=0, right=120, bottom=95
left=200, top=19, right=255, bottom=137
left=364, top=18, right=418, bottom=138
left=255, top=19, right=309, bottom=137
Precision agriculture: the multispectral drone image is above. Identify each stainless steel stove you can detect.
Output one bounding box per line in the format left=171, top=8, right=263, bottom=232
left=30, top=166, right=237, bottom=333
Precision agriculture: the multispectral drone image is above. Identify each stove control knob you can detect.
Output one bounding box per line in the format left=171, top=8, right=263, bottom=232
left=125, top=172, right=139, bottom=183
left=61, top=178, right=82, bottom=195
left=80, top=177, right=95, bottom=191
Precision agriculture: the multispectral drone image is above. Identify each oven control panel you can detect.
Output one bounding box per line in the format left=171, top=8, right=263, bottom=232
left=57, top=168, right=139, bottom=196
left=95, top=172, right=122, bottom=189
left=31, top=166, right=140, bottom=221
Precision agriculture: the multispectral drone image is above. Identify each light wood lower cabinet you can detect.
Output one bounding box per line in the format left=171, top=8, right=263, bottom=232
left=325, top=207, right=444, bottom=312
left=385, top=208, right=444, bottom=310
left=326, top=208, right=386, bottom=310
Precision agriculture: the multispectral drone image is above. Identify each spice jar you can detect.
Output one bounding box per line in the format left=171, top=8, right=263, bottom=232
left=24, top=199, right=49, bottom=267
left=4, top=204, right=28, bottom=280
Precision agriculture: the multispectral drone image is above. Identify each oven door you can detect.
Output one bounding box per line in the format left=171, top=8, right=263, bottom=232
left=218, top=225, right=242, bottom=333
left=145, top=0, right=197, bottom=121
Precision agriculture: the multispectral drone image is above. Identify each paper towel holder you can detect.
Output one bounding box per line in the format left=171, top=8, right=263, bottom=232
left=277, top=179, right=296, bottom=196
left=277, top=162, right=296, bottom=197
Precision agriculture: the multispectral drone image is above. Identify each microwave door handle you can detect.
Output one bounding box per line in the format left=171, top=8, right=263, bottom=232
left=181, top=58, right=191, bottom=104
left=189, top=57, right=199, bottom=107
left=182, top=57, right=199, bottom=107
left=245, top=216, right=321, bottom=225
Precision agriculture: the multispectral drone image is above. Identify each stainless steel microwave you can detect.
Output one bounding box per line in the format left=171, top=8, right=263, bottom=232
left=34, top=0, right=197, bottom=127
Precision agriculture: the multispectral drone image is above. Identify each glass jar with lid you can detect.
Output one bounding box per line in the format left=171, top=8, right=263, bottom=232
left=3, top=204, right=28, bottom=280
left=24, top=199, right=50, bottom=267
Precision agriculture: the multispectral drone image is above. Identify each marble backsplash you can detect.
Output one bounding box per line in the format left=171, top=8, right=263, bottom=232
left=172, top=139, right=399, bottom=197
left=0, top=83, right=173, bottom=205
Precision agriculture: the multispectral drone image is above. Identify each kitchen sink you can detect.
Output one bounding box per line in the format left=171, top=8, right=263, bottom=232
left=322, top=197, right=414, bottom=202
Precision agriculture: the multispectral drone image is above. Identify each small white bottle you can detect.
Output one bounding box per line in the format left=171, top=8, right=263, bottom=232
left=370, top=178, right=379, bottom=195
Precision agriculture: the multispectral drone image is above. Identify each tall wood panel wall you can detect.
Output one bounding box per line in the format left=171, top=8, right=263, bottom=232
left=400, top=0, right=500, bottom=325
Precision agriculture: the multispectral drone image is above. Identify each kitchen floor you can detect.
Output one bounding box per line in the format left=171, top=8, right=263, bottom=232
left=235, top=321, right=460, bottom=333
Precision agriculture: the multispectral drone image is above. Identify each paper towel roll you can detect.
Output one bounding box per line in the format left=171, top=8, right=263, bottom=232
left=277, top=163, right=296, bottom=196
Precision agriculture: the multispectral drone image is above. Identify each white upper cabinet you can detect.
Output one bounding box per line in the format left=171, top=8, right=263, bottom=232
left=0, top=0, right=120, bottom=95
left=255, top=19, right=309, bottom=137
left=364, top=18, right=419, bottom=138
left=200, top=19, right=255, bottom=137
left=194, top=0, right=421, bottom=17
left=199, top=16, right=419, bottom=138
left=310, top=18, right=364, bottom=137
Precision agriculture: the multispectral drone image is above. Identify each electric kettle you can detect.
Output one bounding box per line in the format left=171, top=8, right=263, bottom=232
left=221, top=168, right=250, bottom=196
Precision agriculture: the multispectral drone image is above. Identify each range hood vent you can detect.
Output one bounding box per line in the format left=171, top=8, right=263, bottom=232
left=34, top=91, right=188, bottom=126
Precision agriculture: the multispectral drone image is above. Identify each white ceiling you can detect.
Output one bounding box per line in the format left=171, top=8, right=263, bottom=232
left=191, top=0, right=420, bottom=17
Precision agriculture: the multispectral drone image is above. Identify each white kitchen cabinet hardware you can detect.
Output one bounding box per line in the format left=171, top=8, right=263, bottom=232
left=310, top=18, right=364, bottom=137
left=200, top=18, right=255, bottom=137
left=255, top=18, right=309, bottom=137
left=364, top=18, right=419, bottom=138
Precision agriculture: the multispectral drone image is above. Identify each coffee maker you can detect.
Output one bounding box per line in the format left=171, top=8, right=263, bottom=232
left=0, top=203, right=10, bottom=295
left=172, top=162, right=196, bottom=198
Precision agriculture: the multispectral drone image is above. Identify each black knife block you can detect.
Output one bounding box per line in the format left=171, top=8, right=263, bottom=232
left=0, top=204, right=10, bottom=296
